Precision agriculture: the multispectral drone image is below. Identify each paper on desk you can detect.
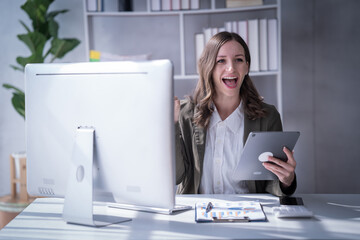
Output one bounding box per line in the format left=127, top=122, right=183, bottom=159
left=195, top=200, right=266, bottom=222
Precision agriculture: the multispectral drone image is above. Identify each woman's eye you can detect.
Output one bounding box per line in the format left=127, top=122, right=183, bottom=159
left=236, top=58, right=244, bottom=62
left=216, top=59, right=225, bottom=64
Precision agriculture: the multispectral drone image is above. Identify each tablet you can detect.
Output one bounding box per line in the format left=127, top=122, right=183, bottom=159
left=233, top=131, right=300, bottom=181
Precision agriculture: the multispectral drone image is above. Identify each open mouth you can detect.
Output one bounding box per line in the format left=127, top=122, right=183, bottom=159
left=222, top=76, right=238, bottom=89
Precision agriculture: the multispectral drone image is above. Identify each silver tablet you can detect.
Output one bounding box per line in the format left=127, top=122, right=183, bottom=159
left=233, top=131, right=300, bottom=181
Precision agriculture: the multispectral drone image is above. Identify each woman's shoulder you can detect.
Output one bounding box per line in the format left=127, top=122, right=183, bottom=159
left=260, top=101, right=281, bottom=119
left=259, top=101, right=282, bottom=130
left=260, top=101, right=278, bottom=112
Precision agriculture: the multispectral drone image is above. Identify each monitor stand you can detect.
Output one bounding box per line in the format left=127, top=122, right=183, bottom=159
left=62, top=127, right=131, bottom=227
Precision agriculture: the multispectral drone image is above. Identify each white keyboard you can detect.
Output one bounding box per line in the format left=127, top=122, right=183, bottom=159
left=272, top=205, right=313, bottom=218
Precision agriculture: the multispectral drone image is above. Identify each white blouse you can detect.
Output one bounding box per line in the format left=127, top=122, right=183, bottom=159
left=199, top=102, right=249, bottom=194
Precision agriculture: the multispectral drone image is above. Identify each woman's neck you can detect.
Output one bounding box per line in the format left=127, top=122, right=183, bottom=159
left=213, top=95, right=241, bottom=121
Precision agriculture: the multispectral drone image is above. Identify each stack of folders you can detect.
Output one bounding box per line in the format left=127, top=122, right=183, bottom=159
left=195, top=200, right=266, bottom=222
left=151, top=0, right=200, bottom=11
left=226, top=0, right=263, bottom=8
left=195, top=18, right=278, bottom=72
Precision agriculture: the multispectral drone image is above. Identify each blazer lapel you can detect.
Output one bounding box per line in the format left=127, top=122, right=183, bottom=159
left=243, top=114, right=261, bottom=144
left=243, top=114, right=261, bottom=193
left=193, top=124, right=206, bottom=193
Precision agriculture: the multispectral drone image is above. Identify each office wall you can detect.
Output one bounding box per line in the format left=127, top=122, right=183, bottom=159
left=282, top=0, right=360, bottom=193
left=312, top=0, right=360, bottom=192
left=0, top=0, right=359, bottom=195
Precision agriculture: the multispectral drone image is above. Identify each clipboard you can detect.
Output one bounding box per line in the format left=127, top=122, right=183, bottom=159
left=195, top=200, right=266, bottom=223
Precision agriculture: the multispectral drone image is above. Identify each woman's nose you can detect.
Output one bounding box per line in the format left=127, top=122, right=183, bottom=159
left=225, top=64, right=233, bottom=72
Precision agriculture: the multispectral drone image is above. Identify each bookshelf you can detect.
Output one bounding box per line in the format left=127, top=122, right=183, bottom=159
left=82, top=0, right=282, bottom=114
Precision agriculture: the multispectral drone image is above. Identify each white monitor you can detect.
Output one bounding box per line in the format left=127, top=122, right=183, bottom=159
left=25, top=60, right=181, bottom=226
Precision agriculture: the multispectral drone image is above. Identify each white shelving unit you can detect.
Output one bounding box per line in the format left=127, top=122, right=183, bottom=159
left=82, top=0, right=282, bottom=115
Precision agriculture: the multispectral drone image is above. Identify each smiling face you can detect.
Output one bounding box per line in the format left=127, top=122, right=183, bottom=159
left=212, top=40, right=249, bottom=103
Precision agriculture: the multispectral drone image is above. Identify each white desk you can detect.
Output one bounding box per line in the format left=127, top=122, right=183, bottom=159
left=0, top=194, right=359, bottom=239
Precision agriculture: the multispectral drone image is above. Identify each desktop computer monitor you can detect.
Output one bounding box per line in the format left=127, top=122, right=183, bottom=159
left=25, top=60, right=178, bottom=226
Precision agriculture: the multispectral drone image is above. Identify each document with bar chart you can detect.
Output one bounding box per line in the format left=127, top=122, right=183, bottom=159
left=195, top=200, right=266, bottom=222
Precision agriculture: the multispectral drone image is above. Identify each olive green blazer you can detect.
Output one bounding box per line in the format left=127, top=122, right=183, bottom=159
left=175, top=99, right=296, bottom=196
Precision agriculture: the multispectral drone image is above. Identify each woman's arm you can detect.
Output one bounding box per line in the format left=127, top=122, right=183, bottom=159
left=175, top=121, right=186, bottom=184
left=258, top=103, right=297, bottom=196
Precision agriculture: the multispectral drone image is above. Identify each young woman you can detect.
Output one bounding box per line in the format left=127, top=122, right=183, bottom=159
left=174, top=32, right=296, bottom=196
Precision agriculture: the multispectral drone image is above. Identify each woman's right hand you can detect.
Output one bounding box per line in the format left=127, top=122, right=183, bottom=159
left=174, top=96, right=180, bottom=123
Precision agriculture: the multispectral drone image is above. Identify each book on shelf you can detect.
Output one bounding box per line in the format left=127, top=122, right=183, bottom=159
left=259, top=18, right=268, bottom=71
left=181, top=0, right=190, bottom=10
left=161, top=0, right=171, bottom=11
left=195, top=33, right=205, bottom=63
left=232, top=21, right=238, bottom=34
left=212, top=28, right=220, bottom=36
left=238, top=20, right=248, bottom=44
left=268, top=18, right=278, bottom=71
left=89, top=0, right=132, bottom=12
left=87, top=0, right=103, bottom=12
left=87, top=0, right=96, bottom=11
left=190, top=0, right=200, bottom=10
left=203, top=28, right=213, bottom=46
left=224, top=21, right=232, bottom=32
left=224, top=20, right=247, bottom=43
left=151, top=0, right=161, bottom=11
left=226, top=0, right=263, bottom=8
left=195, top=200, right=266, bottom=222
left=248, top=19, right=260, bottom=72
left=172, top=0, right=181, bottom=10
left=118, top=0, right=132, bottom=11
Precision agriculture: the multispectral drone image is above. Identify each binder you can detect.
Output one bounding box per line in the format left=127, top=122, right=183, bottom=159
left=259, top=18, right=268, bottom=71
left=195, top=33, right=205, bottom=62
left=151, top=0, right=161, bottom=11
left=238, top=20, right=248, bottom=44
left=248, top=19, right=260, bottom=72
left=268, top=19, right=278, bottom=71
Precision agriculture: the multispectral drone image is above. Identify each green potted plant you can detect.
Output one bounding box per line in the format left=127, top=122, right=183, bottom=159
left=3, top=0, right=80, bottom=119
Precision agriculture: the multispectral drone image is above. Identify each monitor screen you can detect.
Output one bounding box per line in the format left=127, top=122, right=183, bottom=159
left=25, top=60, right=176, bottom=214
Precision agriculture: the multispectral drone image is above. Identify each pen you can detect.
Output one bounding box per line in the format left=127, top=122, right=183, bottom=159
left=212, top=216, right=250, bottom=222
left=205, top=202, right=252, bottom=212
left=206, top=202, right=213, bottom=213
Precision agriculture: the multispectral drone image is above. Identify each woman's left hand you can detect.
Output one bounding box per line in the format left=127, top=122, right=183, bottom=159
left=262, top=147, right=296, bottom=187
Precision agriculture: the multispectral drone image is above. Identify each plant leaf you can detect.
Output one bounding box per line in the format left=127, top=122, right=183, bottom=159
left=21, top=0, right=54, bottom=39
left=48, top=18, right=59, bottom=38
left=50, top=38, right=80, bottom=60
left=10, top=64, right=25, bottom=72
left=16, top=32, right=46, bottom=67
left=21, top=0, right=51, bottom=24
left=47, top=9, right=68, bottom=19
left=17, top=32, right=47, bottom=54
left=2, top=84, right=25, bottom=119
left=11, top=92, right=26, bottom=119
left=19, top=20, right=31, bottom=33
left=2, top=84, right=24, bottom=94
left=46, top=10, right=68, bottom=38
